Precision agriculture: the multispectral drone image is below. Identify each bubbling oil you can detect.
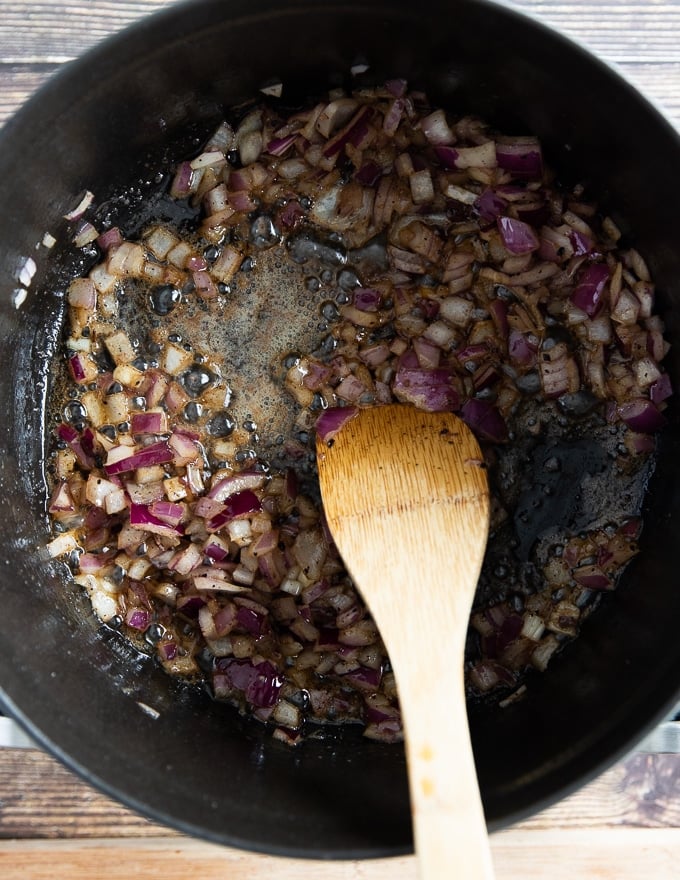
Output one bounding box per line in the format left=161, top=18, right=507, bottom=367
left=114, top=219, right=383, bottom=474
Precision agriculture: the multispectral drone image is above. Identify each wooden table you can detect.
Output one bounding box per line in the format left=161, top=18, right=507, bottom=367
left=1, top=1, right=679, bottom=877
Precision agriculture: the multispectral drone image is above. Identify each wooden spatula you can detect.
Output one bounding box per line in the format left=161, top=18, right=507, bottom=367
left=316, top=403, right=494, bottom=879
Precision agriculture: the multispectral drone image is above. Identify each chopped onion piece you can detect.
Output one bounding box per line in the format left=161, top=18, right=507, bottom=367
left=618, top=398, right=667, bottom=433
left=571, top=264, right=610, bottom=317
left=495, top=140, right=543, bottom=178
left=63, top=190, right=94, bottom=221
left=497, top=216, right=539, bottom=254
left=315, top=407, right=359, bottom=443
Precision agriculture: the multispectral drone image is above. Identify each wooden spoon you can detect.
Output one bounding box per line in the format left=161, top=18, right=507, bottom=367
left=316, top=404, right=494, bottom=880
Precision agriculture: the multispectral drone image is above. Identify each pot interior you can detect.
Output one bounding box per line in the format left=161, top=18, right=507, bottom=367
left=0, top=0, right=679, bottom=857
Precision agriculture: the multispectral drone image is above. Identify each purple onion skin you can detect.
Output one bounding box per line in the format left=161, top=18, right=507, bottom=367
left=104, top=441, right=174, bottom=475
left=433, top=145, right=459, bottom=168
left=618, top=398, right=667, bottom=433
left=392, top=367, right=461, bottom=412
left=236, top=606, right=268, bottom=637
left=217, top=659, right=283, bottom=708
left=206, top=490, right=262, bottom=530
left=474, top=189, right=507, bottom=223
left=495, top=144, right=543, bottom=178
left=176, top=595, right=206, bottom=618
left=497, top=216, right=539, bottom=254
left=315, top=406, right=359, bottom=443
left=460, top=398, right=509, bottom=444
left=650, top=372, right=673, bottom=405
left=571, top=264, right=610, bottom=317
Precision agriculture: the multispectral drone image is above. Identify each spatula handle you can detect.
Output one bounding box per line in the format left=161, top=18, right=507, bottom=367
left=402, top=667, right=495, bottom=880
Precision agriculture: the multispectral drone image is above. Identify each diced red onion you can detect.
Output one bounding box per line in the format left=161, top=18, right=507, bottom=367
left=392, top=366, right=461, bottom=412
left=68, top=352, right=94, bottom=384
left=497, top=216, right=540, bottom=255
left=159, top=642, right=178, bottom=661
left=129, top=503, right=185, bottom=537
left=385, top=78, right=408, bottom=97
left=539, top=345, right=580, bottom=399
left=460, top=398, right=508, bottom=443
left=618, top=398, right=667, bottom=433
left=488, top=299, right=509, bottom=340
left=205, top=490, right=262, bottom=532
left=421, top=110, right=454, bottom=145
left=475, top=189, right=507, bottom=223
left=301, top=360, right=333, bottom=390
left=126, top=608, right=151, bottom=631
left=217, top=658, right=283, bottom=708
left=57, top=423, right=95, bottom=469
left=472, top=363, right=501, bottom=391
left=508, top=330, right=538, bottom=365
left=569, top=229, right=593, bottom=255
left=168, top=430, right=200, bottom=465
left=48, top=83, right=671, bottom=742
left=571, top=264, right=610, bottom=317
left=148, top=500, right=184, bottom=526
left=130, top=411, right=167, bottom=435
left=383, top=98, right=405, bottom=136
left=495, top=140, right=543, bottom=178
left=203, top=535, right=230, bottom=561
left=251, top=528, right=279, bottom=558
left=335, top=374, right=367, bottom=403
left=353, top=287, right=382, bottom=312
left=64, top=190, right=94, bottom=221
left=322, top=106, right=373, bottom=159
left=229, top=190, right=257, bottom=213
left=266, top=134, right=297, bottom=157
left=73, top=221, right=99, bottom=248
left=208, top=471, right=267, bottom=501
left=650, top=372, right=673, bottom=405
left=78, top=553, right=108, bottom=574
left=413, top=337, right=441, bottom=369
left=452, top=142, right=497, bottom=170
left=176, top=595, right=206, bottom=618
left=194, top=496, right=225, bottom=519
left=104, top=441, right=173, bottom=475
left=68, top=278, right=96, bottom=310
left=187, top=256, right=208, bottom=274
left=170, top=162, right=195, bottom=199
left=315, top=406, right=359, bottom=443
left=213, top=604, right=237, bottom=636
left=434, top=145, right=459, bottom=169
left=192, top=269, right=218, bottom=299
left=572, top=565, right=613, bottom=590
left=343, top=666, right=383, bottom=692
left=278, top=200, right=305, bottom=229
left=235, top=606, right=268, bottom=637
left=48, top=482, right=75, bottom=513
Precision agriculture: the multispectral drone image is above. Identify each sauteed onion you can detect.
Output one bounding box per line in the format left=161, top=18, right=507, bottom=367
left=47, top=82, right=670, bottom=743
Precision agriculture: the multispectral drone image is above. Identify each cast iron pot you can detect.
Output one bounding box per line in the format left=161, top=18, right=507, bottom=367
left=0, top=0, right=679, bottom=859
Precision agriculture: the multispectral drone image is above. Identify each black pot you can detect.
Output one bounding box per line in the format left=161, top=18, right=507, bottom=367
left=0, top=0, right=678, bottom=859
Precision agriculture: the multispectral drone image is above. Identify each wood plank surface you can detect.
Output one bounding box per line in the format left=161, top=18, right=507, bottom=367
left=1, top=829, right=680, bottom=880
left=0, top=0, right=679, bottom=127
left=0, top=0, right=679, bottom=876
left=1, top=747, right=679, bottom=840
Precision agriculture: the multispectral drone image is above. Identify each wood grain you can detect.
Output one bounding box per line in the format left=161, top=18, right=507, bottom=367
left=2, top=748, right=679, bottom=840
left=0, top=0, right=678, bottom=127
left=1, top=829, right=680, bottom=880
left=317, top=407, right=493, bottom=879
